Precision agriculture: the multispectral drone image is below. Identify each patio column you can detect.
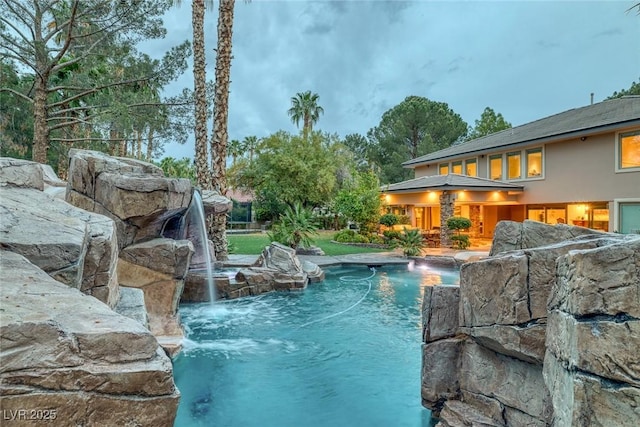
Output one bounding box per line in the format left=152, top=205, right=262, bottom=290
left=469, top=205, right=481, bottom=237
left=439, top=191, right=455, bottom=247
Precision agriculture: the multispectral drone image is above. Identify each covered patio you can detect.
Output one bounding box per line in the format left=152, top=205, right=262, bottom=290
left=381, top=174, right=524, bottom=247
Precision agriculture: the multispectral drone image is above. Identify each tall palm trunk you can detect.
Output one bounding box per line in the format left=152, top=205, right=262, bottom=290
left=193, top=0, right=211, bottom=189
left=208, top=0, right=235, bottom=261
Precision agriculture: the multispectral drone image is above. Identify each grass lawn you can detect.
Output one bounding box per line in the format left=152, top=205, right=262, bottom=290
left=227, top=230, right=391, bottom=256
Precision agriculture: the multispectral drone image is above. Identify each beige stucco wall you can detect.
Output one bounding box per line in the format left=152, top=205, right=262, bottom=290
left=411, top=128, right=639, bottom=205
left=515, top=130, right=639, bottom=204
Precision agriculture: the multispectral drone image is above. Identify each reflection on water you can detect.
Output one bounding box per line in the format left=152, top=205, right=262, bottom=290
left=173, top=265, right=458, bottom=427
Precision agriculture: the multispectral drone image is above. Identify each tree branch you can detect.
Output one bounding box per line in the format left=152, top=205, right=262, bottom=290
left=0, top=87, right=34, bottom=103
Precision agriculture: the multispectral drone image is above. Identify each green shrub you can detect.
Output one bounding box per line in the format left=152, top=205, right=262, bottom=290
left=379, top=213, right=399, bottom=227
left=399, top=227, right=425, bottom=257
left=267, top=202, right=318, bottom=249
left=446, top=216, right=472, bottom=232
left=398, top=214, right=411, bottom=225
left=367, top=234, right=385, bottom=244
left=451, top=234, right=470, bottom=249
left=383, top=230, right=401, bottom=240
left=352, top=234, right=370, bottom=244
left=333, top=229, right=357, bottom=242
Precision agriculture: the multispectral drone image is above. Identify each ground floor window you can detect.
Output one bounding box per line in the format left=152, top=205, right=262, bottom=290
left=528, top=203, right=609, bottom=230
left=618, top=202, right=640, bottom=234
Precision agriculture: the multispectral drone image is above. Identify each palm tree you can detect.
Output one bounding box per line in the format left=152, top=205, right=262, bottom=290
left=243, top=135, right=258, bottom=162
left=191, top=0, right=213, bottom=190
left=209, top=0, right=236, bottom=261
left=227, top=138, right=242, bottom=166
left=287, top=91, right=324, bottom=139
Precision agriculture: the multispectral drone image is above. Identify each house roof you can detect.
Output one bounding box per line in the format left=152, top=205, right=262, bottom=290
left=403, top=96, right=640, bottom=167
left=226, top=188, right=253, bottom=203
left=382, top=173, right=524, bottom=194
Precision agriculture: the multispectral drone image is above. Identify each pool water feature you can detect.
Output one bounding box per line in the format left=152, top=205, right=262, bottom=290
left=173, top=264, right=460, bottom=427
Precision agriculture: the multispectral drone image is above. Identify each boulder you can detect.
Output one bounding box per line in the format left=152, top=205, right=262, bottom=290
left=459, top=253, right=530, bottom=327
left=302, top=259, right=325, bottom=282
left=296, top=246, right=326, bottom=256
left=422, top=285, right=460, bottom=342
left=460, top=341, right=553, bottom=424
left=549, top=238, right=640, bottom=318
left=117, top=239, right=194, bottom=351
left=543, top=352, right=640, bottom=427
left=490, top=220, right=606, bottom=256
left=0, top=251, right=179, bottom=426
left=118, top=238, right=193, bottom=279
left=0, top=187, right=119, bottom=307
left=421, top=337, right=464, bottom=413
left=436, top=400, right=503, bottom=427
left=114, top=287, right=149, bottom=328
left=66, top=149, right=192, bottom=249
left=200, top=189, right=233, bottom=216
left=0, top=157, right=44, bottom=190
left=425, top=222, right=640, bottom=426
left=253, top=242, right=304, bottom=274
left=463, top=322, right=546, bottom=365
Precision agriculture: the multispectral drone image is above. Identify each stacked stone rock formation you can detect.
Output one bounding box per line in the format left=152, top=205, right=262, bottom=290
left=182, top=242, right=325, bottom=301
left=0, top=158, right=120, bottom=307
left=421, top=220, right=640, bottom=426
left=0, top=158, right=179, bottom=425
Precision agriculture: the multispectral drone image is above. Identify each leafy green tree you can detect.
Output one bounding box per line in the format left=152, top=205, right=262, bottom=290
left=607, top=79, right=640, bottom=99
left=157, top=157, right=196, bottom=183
left=367, top=96, right=468, bottom=184
left=0, top=0, right=189, bottom=165
left=287, top=91, right=324, bottom=139
left=465, top=107, right=512, bottom=141
left=342, top=133, right=373, bottom=172
left=268, top=202, right=318, bottom=249
left=0, top=59, right=33, bottom=159
left=333, top=170, right=382, bottom=232
left=231, top=130, right=341, bottom=219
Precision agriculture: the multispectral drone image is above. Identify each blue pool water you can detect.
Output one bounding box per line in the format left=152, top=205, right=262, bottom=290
left=173, top=264, right=459, bottom=427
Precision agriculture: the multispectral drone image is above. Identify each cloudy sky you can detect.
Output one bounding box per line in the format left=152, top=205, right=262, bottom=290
left=142, top=0, right=640, bottom=160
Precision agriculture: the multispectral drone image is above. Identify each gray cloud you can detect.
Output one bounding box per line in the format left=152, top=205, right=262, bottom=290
left=144, top=0, right=640, bottom=160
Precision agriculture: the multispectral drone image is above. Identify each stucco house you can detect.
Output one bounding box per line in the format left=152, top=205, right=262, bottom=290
left=381, top=96, right=640, bottom=239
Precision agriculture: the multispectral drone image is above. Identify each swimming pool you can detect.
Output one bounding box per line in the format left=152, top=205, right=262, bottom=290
left=172, top=264, right=459, bottom=427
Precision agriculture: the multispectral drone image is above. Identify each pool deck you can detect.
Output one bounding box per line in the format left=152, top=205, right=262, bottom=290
left=223, top=244, right=492, bottom=269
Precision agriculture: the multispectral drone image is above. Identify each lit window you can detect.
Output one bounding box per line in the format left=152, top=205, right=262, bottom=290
left=439, top=164, right=449, bottom=175
left=526, top=148, right=542, bottom=178
left=452, top=161, right=462, bottom=174
left=465, top=159, right=477, bottom=176
left=489, top=155, right=502, bottom=180
left=619, top=130, right=640, bottom=170
left=507, top=152, right=521, bottom=179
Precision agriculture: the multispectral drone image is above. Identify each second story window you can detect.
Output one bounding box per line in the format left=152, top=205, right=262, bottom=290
left=439, top=163, right=449, bottom=175
left=526, top=148, right=542, bottom=177
left=490, top=155, right=502, bottom=180
left=618, top=130, right=640, bottom=171
left=452, top=161, right=463, bottom=174
left=465, top=159, right=477, bottom=176
left=507, top=151, right=521, bottom=179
